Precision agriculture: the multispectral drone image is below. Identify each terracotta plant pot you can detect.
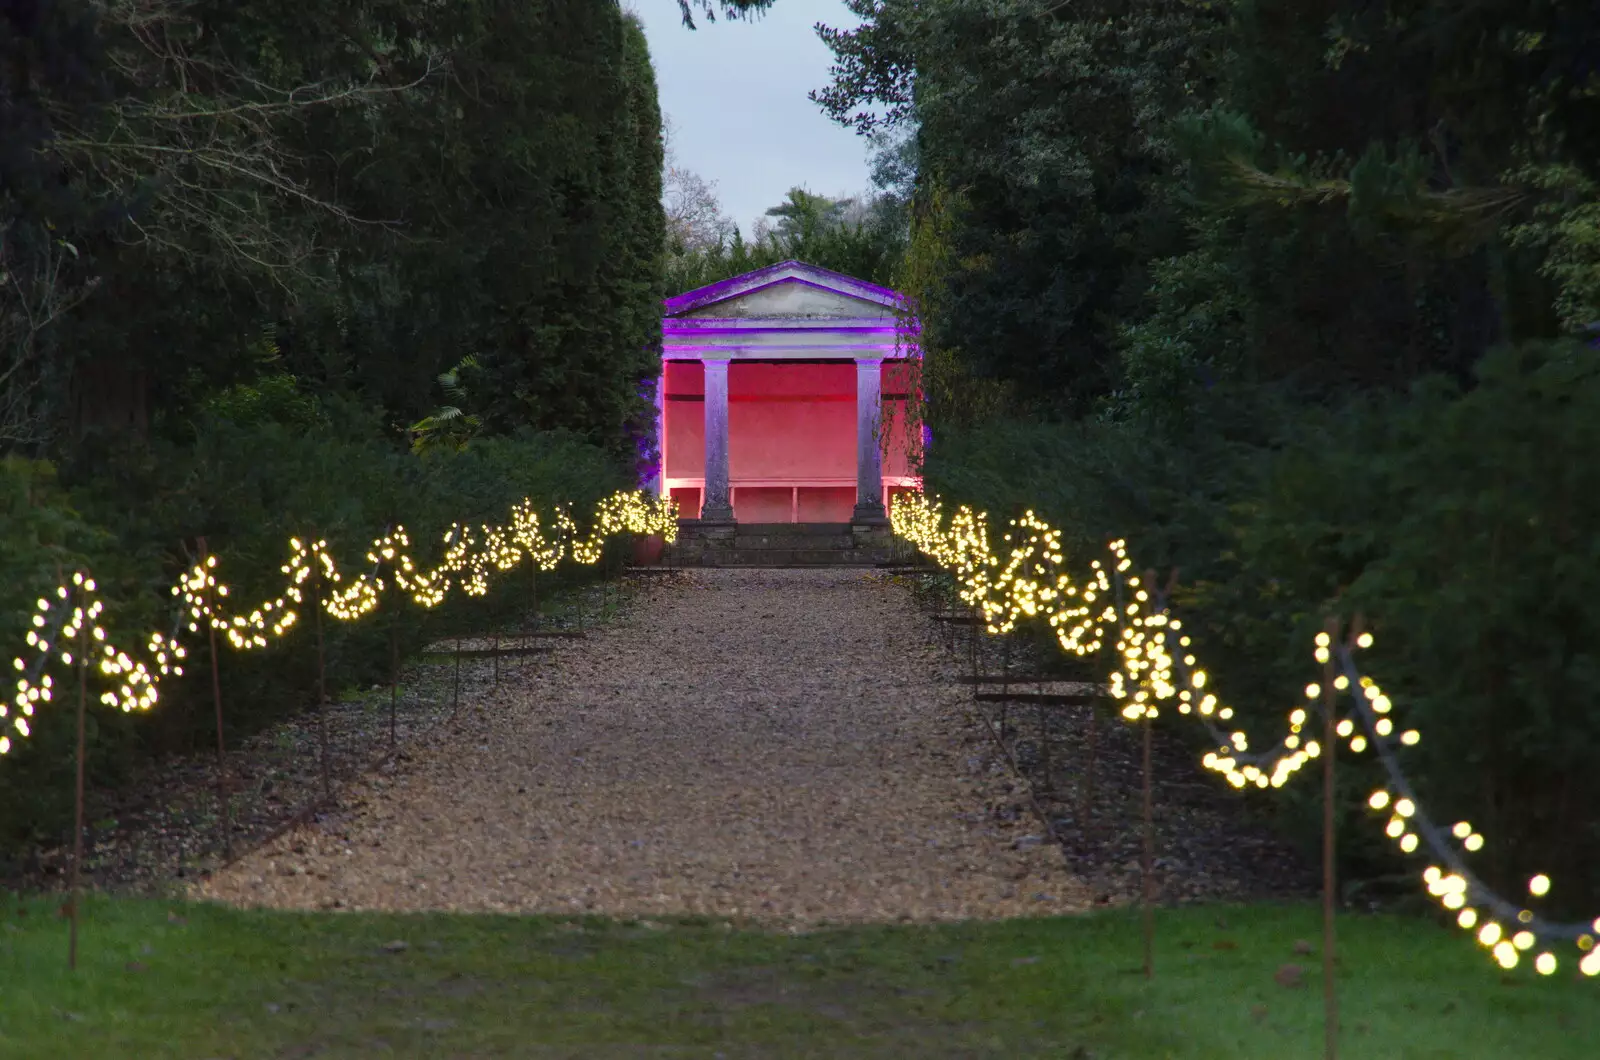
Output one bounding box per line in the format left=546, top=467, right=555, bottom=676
left=632, top=534, right=665, bottom=566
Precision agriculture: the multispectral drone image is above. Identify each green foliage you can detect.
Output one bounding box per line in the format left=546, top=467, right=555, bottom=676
left=2, top=0, right=668, bottom=854
left=0, top=0, right=111, bottom=449
left=928, top=340, right=1600, bottom=915
left=6, top=0, right=668, bottom=461
left=815, top=0, right=1600, bottom=917
left=409, top=356, right=486, bottom=455
left=675, top=0, right=775, bottom=30
left=877, top=0, right=1224, bottom=413
left=333, top=0, right=665, bottom=455
left=0, top=377, right=626, bottom=855
left=664, top=187, right=906, bottom=296
left=200, top=373, right=327, bottom=432
left=0, top=457, right=110, bottom=595
left=896, top=181, right=1008, bottom=432
left=816, top=0, right=1598, bottom=411
left=7, top=897, right=1600, bottom=1057
left=1506, top=162, right=1600, bottom=332
left=811, top=0, right=916, bottom=136
left=1111, top=222, right=1249, bottom=427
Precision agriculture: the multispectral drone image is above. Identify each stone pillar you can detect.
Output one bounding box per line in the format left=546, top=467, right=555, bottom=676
left=852, top=357, right=887, bottom=523
left=701, top=358, right=734, bottom=522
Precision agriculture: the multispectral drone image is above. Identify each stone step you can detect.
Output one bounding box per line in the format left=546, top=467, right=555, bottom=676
left=677, top=521, right=857, bottom=544
left=664, top=547, right=885, bottom=568
left=669, top=519, right=893, bottom=567
left=730, top=533, right=857, bottom=551
left=731, top=521, right=856, bottom=536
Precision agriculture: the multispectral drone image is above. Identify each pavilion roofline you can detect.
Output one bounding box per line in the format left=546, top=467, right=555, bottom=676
left=661, top=346, right=917, bottom=360
left=662, top=260, right=911, bottom=319
left=663, top=317, right=913, bottom=334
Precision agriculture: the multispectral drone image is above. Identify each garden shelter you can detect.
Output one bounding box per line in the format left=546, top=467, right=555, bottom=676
left=654, top=260, right=920, bottom=525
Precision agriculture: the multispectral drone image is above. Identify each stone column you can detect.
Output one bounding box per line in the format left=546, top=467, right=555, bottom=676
left=700, top=358, right=734, bottom=522
left=852, top=357, right=887, bottom=523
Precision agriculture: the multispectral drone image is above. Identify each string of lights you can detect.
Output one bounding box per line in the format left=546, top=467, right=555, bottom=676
left=5, top=489, right=677, bottom=759
left=890, top=490, right=1600, bottom=978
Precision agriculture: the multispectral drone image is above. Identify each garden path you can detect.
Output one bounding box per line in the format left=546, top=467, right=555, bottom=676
left=195, top=568, right=1088, bottom=923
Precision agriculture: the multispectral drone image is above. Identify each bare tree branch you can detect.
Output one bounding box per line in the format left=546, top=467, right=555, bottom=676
left=2, top=0, right=442, bottom=446
left=43, top=0, right=442, bottom=281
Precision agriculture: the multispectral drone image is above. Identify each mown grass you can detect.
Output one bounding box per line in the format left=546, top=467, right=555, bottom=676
left=0, top=895, right=1593, bottom=1058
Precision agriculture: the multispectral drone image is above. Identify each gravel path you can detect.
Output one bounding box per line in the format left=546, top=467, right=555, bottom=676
left=195, top=569, right=1089, bottom=924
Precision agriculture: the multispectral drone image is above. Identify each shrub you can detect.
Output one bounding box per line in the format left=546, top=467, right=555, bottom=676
left=924, top=340, right=1600, bottom=916
left=1, top=380, right=627, bottom=861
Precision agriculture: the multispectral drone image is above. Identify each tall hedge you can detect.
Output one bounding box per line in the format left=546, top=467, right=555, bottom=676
left=394, top=0, right=666, bottom=457
left=0, top=0, right=670, bottom=862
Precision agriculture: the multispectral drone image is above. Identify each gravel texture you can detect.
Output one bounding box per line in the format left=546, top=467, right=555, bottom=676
left=3, top=582, right=612, bottom=895
left=919, top=574, right=1317, bottom=907
left=195, top=569, right=1091, bottom=924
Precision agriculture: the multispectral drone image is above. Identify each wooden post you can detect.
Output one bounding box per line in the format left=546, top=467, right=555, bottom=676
left=198, top=537, right=231, bottom=859
left=1320, top=617, right=1342, bottom=1060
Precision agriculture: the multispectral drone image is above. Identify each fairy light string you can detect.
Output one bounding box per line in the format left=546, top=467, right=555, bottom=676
left=890, top=490, right=1599, bottom=978
left=5, top=489, right=676, bottom=757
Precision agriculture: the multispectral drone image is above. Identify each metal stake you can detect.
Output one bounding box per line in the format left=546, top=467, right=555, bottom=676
left=1141, top=712, right=1155, bottom=979
left=1321, top=617, right=1342, bottom=1060
left=68, top=600, right=87, bottom=971
left=312, top=550, right=329, bottom=801
left=999, top=634, right=1011, bottom=741
left=577, top=567, right=586, bottom=634
left=1038, top=700, right=1051, bottom=794
left=967, top=604, right=978, bottom=690
left=199, top=537, right=230, bottom=859
left=1082, top=701, right=1098, bottom=837
left=389, top=619, right=398, bottom=746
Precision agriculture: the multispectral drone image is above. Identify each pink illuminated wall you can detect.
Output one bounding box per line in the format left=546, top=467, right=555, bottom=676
left=663, top=360, right=705, bottom=484
left=663, top=359, right=920, bottom=522
left=728, top=363, right=854, bottom=480
left=881, top=359, right=918, bottom=480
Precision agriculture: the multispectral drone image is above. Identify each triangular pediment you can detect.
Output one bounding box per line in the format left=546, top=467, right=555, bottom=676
left=664, top=261, right=905, bottom=320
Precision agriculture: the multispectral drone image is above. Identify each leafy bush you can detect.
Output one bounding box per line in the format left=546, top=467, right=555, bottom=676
left=926, top=339, right=1600, bottom=917
left=0, top=379, right=627, bottom=858
left=0, top=458, right=123, bottom=849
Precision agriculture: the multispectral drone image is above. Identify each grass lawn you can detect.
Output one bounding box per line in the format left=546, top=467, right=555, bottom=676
left=0, top=895, right=1594, bottom=1058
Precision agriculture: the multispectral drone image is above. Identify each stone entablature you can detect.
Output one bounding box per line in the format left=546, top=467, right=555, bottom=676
left=656, top=261, right=921, bottom=525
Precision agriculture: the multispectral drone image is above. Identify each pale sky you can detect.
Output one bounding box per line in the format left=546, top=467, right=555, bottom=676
left=631, top=0, right=876, bottom=238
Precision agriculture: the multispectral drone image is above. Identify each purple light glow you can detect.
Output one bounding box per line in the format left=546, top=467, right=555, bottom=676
left=660, top=262, right=922, bottom=382
left=633, top=376, right=662, bottom=491
left=660, top=346, right=911, bottom=357
left=662, top=323, right=912, bottom=335
left=635, top=448, right=661, bottom=491
left=663, top=260, right=910, bottom=317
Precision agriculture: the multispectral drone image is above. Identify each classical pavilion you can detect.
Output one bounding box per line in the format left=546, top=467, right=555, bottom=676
left=652, top=261, right=921, bottom=526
